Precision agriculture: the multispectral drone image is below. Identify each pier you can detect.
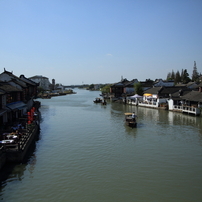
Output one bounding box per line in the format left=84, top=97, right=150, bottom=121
left=0, top=102, right=41, bottom=169
left=4, top=122, right=40, bottom=163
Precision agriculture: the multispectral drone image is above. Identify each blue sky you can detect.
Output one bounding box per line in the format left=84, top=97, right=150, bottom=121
left=0, top=0, right=201, bottom=85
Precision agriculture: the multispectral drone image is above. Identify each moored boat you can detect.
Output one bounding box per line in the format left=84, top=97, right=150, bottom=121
left=93, top=98, right=102, bottom=103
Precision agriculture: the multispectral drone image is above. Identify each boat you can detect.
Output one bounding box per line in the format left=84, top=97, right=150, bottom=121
left=93, top=98, right=102, bottom=103
left=124, top=112, right=137, bottom=128
left=102, top=99, right=107, bottom=105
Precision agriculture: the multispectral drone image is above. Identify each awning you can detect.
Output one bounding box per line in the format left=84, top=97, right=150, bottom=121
left=6, top=101, right=27, bottom=111
left=0, top=109, right=7, bottom=116
left=144, top=93, right=152, bottom=97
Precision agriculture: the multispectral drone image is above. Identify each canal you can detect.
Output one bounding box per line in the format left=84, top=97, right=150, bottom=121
left=1, top=88, right=202, bottom=202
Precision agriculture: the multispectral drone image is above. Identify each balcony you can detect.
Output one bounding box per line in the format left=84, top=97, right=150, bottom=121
left=138, top=101, right=158, bottom=108
left=173, top=105, right=201, bottom=115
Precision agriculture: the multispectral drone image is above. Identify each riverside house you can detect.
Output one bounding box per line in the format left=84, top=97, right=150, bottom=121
left=110, top=78, right=138, bottom=100
left=137, top=84, right=202, bottom=115
left=138, top=86, right=185, bottom=109
left=110, top=78, right=158, bottom=101
left=0, top=69, right=38, bottom=126
left=0, top=70, right=39, bottom=169
left=167, top=83, right=202, bottom=115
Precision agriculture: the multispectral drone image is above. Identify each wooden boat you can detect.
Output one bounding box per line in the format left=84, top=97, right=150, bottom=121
left=124, top=113, right=137, bottom=128
left=42, top=94, right=51, bottom=99
left=93, top=98, right=102, bottom=103
left=102, top=100, right=107, bottom=105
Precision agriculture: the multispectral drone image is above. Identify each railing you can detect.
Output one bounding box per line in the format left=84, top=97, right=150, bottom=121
left=173, top=105, right=200, bottom=115
left=138, top=101, right=158, bottom=108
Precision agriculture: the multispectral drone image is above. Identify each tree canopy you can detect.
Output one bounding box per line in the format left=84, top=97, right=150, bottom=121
left=101, top=84, right=111, bottom=94
left=134, top=83, right=143, bottom=96
left=166, top=68, right=191, bottom=84
left=192, top=61, right=199, bottom=82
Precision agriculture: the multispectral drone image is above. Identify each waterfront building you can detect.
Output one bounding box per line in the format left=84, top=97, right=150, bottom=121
left=110, top=78, right=138, bottom=98
left=0, top=70, right=40, bottom=169
left=168, top=84, right=202, bottom=115
left=0, top=70, right=38, bottom=125
left=29, top=75, right=51, bottom=91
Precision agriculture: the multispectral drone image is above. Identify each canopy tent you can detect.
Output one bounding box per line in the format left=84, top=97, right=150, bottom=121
left=130, top=94, right=143, bottom=98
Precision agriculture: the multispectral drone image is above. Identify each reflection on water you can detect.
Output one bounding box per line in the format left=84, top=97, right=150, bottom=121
left=1, top=89, right=202, bottom=202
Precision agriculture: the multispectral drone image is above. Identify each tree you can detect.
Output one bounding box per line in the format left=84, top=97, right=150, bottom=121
left=166, top=72, right=172, bottom=80
left=89, top=84, right=94, bottom=90
left=192, top=61, right=199, bottom=82
left=175, top=70, right=181, bottom=84
left=37, top=86, right=45, bottom=93
left=101, top=84, right=111, bottom=94
left=134, top=83, right=143, bottom=96
left=166, top=70, right=176, bottom=81
left=171, top=70, right=175, bottom=80
left=181, top=69, right=191, bottom=84
left=181, top=69, right=184, bottom=80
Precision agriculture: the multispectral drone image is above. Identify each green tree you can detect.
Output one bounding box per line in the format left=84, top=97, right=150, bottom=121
left=171, top=70, right=175, bottom=80
left=192, top=61, right=199, bottom=82
left=181, top=69, right=191, bottom=84
left=89, top=84, right=94, bottom=90
left=134, top=83, right=143, bottom=96
left=166, top=70, right=175, bottom=81
left=181, top=69, right=184, bottom=80
left=166, top=72, right=172, bottom=80
left=101, top=84, right=111, bottom=94
left=37, top=86, right=45, bottom=93
left=175, top=70, right=181, bottom=84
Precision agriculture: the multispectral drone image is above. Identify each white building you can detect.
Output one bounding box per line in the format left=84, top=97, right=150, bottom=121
left=29, top=75, right=51, bottom=90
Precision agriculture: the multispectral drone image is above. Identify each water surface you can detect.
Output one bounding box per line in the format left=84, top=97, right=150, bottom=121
left=1, top=89, right=202, bottom=202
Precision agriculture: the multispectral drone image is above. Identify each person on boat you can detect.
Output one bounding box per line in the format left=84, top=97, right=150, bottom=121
left=132, top=112, right=136, bottom=121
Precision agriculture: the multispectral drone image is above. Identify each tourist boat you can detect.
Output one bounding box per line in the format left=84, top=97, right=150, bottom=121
left=93, top=98, right=102, bottom=103
left=102, top=99, right=107, bottom=105
left=124, top=113, right=137, bottom=128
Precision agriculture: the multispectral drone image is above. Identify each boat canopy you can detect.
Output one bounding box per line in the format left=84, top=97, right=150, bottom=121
left=124, top=113, right=133, bottom=116
left=144, top=93, right=152, bottom=97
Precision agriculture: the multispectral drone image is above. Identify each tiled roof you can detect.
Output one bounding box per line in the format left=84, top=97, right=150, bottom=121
left=160, top=86, right=187, bottom=94
left=181, top=91, right=202, bottom=102
left=143, top=87, right=162, bottom=94
left=0, top=82, right=22, bottom=92
left=171, top=89, right=191, bottom=98
left=11, top=78, right=27, bottom=88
